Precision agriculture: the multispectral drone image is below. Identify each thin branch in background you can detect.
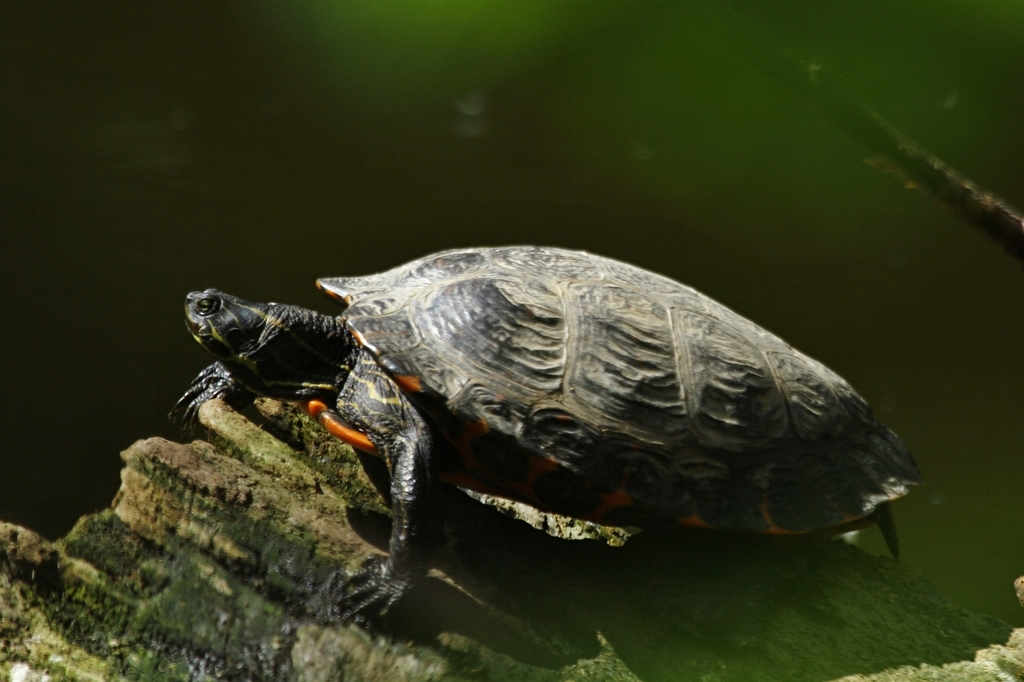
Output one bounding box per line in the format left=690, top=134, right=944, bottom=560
left=718, top=2, right=1024, bottom=263
left=790, top=63, right=1024, bottom=263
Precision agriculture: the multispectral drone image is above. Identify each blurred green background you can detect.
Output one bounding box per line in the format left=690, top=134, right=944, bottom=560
left=1, top=1, right=1022, bottom=626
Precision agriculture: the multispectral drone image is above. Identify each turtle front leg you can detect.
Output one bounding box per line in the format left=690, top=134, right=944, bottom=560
left=170, top=362, right=256, bottom=429
left=334, top=352, right=439, bottom=622
left=339, top=429, right=436, bottom=621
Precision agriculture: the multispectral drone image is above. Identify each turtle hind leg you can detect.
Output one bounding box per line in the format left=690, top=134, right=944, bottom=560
left=875, top=502, right=900, bottom=559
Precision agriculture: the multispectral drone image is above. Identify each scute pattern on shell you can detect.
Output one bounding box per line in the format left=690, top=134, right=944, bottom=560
left=318, top=247, right=921, bottom=532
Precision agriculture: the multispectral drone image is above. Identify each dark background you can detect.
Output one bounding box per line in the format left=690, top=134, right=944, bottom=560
left=2, top=2, right=1022, bottom=625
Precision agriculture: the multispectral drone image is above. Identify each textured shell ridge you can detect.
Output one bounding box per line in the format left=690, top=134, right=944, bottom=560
left=418, top=275, right=567, bottom=396
left=561, top=281, right=689, bottom=443
left=673, top=308, right=792, bottom=451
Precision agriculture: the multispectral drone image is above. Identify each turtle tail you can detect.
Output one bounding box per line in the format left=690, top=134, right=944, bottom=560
left=874, top=502, right=900, bottom=559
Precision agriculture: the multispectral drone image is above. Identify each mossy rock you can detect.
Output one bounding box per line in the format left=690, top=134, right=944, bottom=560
left=1, top=399, right=1021, bottom=681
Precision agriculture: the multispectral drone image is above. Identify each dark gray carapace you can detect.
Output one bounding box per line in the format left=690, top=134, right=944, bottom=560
left=316, top=247, right=920, bottom=535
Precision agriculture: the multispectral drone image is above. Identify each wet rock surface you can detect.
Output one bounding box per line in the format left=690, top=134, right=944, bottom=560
left=0, top=399, right=1020, bottom=681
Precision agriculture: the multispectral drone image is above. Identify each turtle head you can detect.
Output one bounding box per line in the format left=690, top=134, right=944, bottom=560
left=184, top=290, right=265, bottom=361
left=183, top=289, right=352, bottom=401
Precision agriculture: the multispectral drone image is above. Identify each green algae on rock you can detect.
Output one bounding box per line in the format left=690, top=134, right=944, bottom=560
left=0, top=400, right=1020, bottom=681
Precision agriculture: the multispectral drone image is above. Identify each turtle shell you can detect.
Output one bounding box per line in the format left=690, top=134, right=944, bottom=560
left=318, top=247, right=921, bottom=533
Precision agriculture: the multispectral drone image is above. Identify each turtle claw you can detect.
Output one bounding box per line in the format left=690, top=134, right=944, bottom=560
left=337, top=555, right=411, bottom=625
left=170, top=362, right=255, bottom=432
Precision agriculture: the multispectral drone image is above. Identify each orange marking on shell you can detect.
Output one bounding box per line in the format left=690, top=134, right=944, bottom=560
left=441, top=447, right=642, bottom=527
left=303, top=400, right=379, bottom=456
left=496, top=455, right=560, bottom=506
left=394, top=374, right=423, bottom=393
left=758, top=525, right=804, bottom=536
left=447, top=419, right=489, bottom=462
left=440, top=420, right=642, bottom=524
left=588, top=490, right=635, bottom=520
left=441, top=419, right=497, bottom=494
left=757, top=494, right=803, bottom=535
left=522, top=454, right=559, bottom=485
left=350, top=329, right=369, bottom=347
left=441, top=424, right=558, bottom=510
left=822, top=512, right=875, bottom=537
left=840, top=511, right=871, bottom=525
left=676, top=515, right=715, bottom=530
left=316, top=282, right=351, bottom=305
left=438, top=470, right=515, bottom=498
left=442, top=466, right=563, bottom=517
left=443, top=427, right=647, bottom=526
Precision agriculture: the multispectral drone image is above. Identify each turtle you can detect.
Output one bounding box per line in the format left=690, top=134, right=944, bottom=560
left=172, top=246, right=921, bottom=620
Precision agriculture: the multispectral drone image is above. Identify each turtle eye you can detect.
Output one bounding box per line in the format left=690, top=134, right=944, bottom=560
left=194, top=295, right=220, bottom=316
